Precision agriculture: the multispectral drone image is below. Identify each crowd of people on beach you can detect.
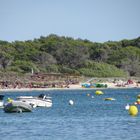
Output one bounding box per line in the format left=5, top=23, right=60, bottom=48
left=0, top=73, right=81, bottom=89
left=113, top=79, right=140, bottom=88
left=0, top=79, right=80, bottom=89
left=0, top=72, right=140, bottom=90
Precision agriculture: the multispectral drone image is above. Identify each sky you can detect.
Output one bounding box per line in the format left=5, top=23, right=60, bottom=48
left=0, top=0, right=140, bottom=42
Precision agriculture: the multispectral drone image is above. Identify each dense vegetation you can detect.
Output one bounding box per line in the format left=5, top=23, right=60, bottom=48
left=0, top=34, right=140, bottom=77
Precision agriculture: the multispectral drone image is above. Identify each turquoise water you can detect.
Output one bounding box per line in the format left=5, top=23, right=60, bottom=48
left=1, top=88, right=140, bottom=140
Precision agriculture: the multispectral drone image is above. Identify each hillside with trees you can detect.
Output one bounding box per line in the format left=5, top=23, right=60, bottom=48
left=0, top=34, right=140, bottom=78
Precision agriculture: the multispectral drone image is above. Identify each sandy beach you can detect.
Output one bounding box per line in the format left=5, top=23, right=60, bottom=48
left=0, top=81, right=139, bottom=92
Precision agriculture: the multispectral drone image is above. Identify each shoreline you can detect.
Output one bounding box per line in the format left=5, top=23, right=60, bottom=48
left=0, top=84, right=140, bottom=93
left=0, top=76, right=139, bottom=93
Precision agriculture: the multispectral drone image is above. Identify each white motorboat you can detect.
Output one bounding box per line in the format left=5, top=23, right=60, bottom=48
left=17, top=94, right=52, bottom=108
left=0, top=95, right=4, bottom=108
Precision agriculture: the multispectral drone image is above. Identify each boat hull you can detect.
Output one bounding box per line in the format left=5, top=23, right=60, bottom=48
left=17, top=96, right=52, bottom=107
left=4, top=101, right=32, bottom=113
left=0, top=101, right=4, bottom=108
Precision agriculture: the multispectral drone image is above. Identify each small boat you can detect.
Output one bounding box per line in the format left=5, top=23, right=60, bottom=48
left=4, top=100, right=32, bottom=113
left=104, top=97, right=116, bottom=101
left=0, top=95, right=4, bottom=108
left=17, top=94, right=52, bottom=108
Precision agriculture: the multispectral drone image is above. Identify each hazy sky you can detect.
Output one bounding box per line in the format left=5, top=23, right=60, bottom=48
left=0, top=0, right=140, bottom=42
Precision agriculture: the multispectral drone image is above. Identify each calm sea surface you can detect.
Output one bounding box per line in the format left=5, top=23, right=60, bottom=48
left=1, top=88, right=140, bottom=140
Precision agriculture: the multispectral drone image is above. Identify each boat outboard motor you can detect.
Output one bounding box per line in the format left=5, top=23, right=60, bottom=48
left=0, top=95, right=4, bottom=101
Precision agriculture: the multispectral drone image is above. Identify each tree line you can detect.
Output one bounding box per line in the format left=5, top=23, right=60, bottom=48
left=0, top=34, right=140, bottom=77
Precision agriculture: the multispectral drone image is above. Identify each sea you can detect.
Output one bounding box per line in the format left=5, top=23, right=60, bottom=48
left=0, top=88, right=140, bottom=140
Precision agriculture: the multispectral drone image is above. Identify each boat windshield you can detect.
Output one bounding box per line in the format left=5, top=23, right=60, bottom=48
left=38, top=94, right=51, bottom=99
left=38, top=94, right=46, bottom=99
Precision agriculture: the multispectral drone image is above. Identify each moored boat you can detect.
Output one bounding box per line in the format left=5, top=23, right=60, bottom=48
left=104, top=97, right=116, bottom=101
left=17, top=94, right=52, bottom=108
left=4, top=99, right=32, bottom=113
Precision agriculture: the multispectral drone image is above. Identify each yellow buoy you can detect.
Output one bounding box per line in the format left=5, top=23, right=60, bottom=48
left=129, top=105, right=138, bottom=116
left=95, top=90, right=104, bottom=95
